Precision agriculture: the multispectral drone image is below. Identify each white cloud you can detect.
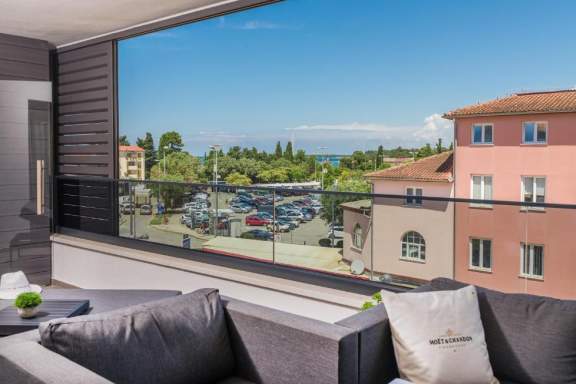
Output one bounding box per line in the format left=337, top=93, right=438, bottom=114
left=285, top=114, right=454, bottom=147
left=413, top=113, right=453, bottom=141
left=218, top=16, right=297, bottom=31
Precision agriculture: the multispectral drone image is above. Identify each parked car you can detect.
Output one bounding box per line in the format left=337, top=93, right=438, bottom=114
left=300, top=207, right=316, bottom=218
left=276, top=216, right=300, bottom=230
left=230, top=204, right=251, bottom=213
left=139, top=205, right=152, bottom=215
left=240, top=229, right=273, bottom=241
left=120, top=203, right=135, bottom=214
left=245, top=215, right=271, bottom=226
left=267, top=221, right=291, bottom=233
left=327, top=224, right=344, bottom=239
left=180, top=214, right=191, bottom=225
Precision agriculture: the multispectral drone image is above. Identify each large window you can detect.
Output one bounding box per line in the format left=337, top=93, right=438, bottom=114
left=471, top=175, right=493, bottom=207
left=522, top=176, right=546, bottom=205
left=401, top=231, right=426, bottom=262
left=470, top=238, right=492, bottom=271
left=523, top=122, right=547, bottom=144
left=521, top=243, right=544, bottom=279
left=472, top=124, right=493, bottom=144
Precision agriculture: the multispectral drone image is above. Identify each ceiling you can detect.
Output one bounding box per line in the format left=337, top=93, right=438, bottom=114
left=0, top=0, right=230, bottom=47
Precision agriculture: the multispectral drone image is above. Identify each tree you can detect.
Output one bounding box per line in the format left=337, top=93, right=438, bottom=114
left=435, top=138, right=443, bottom=154
left=320, top=177, right=371, bottom=225
left=227, top=146, right=241, bottom=160
left=136, top=132, right=155, bottom=179
left=274, top=141, right=283, bottom=159
left=257, top=168, right=289, bottom=183
left=284, top=141, right=294, bottom=162
left=295, top=149, right=306, bottom=163
left=225, top=172, right=252, bottom=186
left=376, top=145, right=385, bottom=168
left=159, top=131, right=184, bottom=154
left=119, top=135, right=130, bottom=146
left=416, top=143, right=434, bottom=159
left=150, top=152, right=201, bottom=182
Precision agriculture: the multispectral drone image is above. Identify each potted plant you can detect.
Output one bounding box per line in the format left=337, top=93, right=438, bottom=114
left=14, top=291, right=43, bottom=319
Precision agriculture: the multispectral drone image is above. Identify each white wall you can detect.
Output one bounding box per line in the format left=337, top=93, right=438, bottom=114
left=52, top=239, right=362, bottom=323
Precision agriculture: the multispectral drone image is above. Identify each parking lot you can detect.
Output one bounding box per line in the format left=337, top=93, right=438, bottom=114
left=119, top=189, right=341, bottom=253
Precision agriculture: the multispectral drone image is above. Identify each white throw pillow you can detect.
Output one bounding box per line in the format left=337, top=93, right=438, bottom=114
left=382, top=285, right=498, bottom=384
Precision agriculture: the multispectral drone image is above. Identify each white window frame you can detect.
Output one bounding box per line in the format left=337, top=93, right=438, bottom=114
left=405, top=187, right=423, bottom=206
left=469, top=238, right=492, bottom=272
left=470, top=175, right=493, bottom=208
left=521, top=176, right=546, bottom=210
left=401, top=231, right=426, bottom=262
left=520, top=243, right=544, bottom=279
left=471, top=123, right=494, bottom=145
left=522, top=121, right=548, bottom=144
left=352, top=224, right=363, bottom=249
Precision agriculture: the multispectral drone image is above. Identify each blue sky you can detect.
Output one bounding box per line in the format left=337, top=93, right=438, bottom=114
left=119, top=0, right=576, bottom=155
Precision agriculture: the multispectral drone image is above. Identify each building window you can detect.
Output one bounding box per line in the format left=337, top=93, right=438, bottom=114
left=401, top=231, right=426, bottom=261
left=523, top=122, right=547, bottom=144
left=521, top=243, right=544, bottom=279
left=352, top=224, right=363, bottom=249
left=472, top=123, right=493, bottom=144
left=406, top=187, right=423, bottom=206
left=471, top=175, right=492, bottom=207
left=470, top=239, right=492, bottom=271
left=521, top=176, right=545, bottom=206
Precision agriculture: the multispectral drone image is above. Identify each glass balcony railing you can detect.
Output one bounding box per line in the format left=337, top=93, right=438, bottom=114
left=55, top=175, right=576, bottom=299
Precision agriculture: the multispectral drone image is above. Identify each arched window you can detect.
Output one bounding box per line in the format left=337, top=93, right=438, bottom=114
left=353, top=224, right=363, bottom=248
left=401, top=231, right=426, bottom=261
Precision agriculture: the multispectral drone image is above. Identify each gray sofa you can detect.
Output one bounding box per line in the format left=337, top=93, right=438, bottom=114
left=337, top=278, right=576, bottom=384
left=0, top=289, right=358, bottom=384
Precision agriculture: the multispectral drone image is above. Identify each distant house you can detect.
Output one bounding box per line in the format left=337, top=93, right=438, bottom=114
left=445, top=89, right=576, bottom=299
left=119, top=145, right=145, bottom=180
left=341, top=151, right=454, bottom=284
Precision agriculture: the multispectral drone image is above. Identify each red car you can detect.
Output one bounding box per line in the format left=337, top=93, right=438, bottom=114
left=245, top=215, right=271, bottom=226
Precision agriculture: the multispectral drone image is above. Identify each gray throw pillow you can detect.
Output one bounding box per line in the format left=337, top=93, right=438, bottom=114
left=39, top=289, right=235, bottom=384
left=429, top=278, right=576, bottom=384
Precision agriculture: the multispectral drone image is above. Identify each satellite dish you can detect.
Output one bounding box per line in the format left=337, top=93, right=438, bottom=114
left=350, top=260, right=365, bottom=275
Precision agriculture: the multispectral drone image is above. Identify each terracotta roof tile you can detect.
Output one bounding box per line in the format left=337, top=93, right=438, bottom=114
left=365, top=151, right=453, bottom=183
left=444, top=90, right=576, bottom=119
left=119, top=145, right=145, bottom=152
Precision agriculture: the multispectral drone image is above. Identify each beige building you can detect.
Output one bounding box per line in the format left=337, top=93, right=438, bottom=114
left=119, top=145, right=145, bottom=180
left=341, top=152, right=454, bottom=285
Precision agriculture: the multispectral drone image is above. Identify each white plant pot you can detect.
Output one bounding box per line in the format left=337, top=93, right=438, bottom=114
left=17, top=306, right=39, bottom=319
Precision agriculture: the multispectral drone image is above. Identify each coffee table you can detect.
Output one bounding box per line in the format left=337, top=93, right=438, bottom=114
left=0, top=300, right=89, bottom=336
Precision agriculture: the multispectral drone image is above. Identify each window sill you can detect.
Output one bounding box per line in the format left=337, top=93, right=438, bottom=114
left=469, top=204, right=493, bottom=210
left=520, top=143, right=547, bottom=146
left=402, top=204, right=423, bottom=208
left=399, top=257, right=426, bottom=264
left=518, top=274, right=544, bottom=281
left=520, top=207, right=546, bottom=213
left=468, top=267, right=492, bottom=274
left=470, top=143, right=494, bottom=146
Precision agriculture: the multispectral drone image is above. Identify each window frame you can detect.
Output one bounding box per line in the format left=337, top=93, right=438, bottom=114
left=522, top=121, right=548, bottom=145
left=400, top=231, right=426, bottom=262
left=471, top=123, right=494, bottom=145
left=352, top=223, right=363, bottom=249
left=521, top=176, right=546, bottom=209
left=405, top=187, right=423, bottom=207
left=520, top=243, right=544, bottom=279
left=469, top=238, right=492, bottom=272
left=470, top=174, right=493, bottom=208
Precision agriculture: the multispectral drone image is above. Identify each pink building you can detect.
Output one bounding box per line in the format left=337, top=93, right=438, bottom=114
left=341, top=152, right=454, bottom=285
left=445, top=90, right=576, bottom=299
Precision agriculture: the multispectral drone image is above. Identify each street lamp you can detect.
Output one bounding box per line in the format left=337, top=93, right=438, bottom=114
left=317, top=146, right=328, bottom=190
left=162, top=145, right=170, bottom=176
left=209, top=144, right=222, bottom=185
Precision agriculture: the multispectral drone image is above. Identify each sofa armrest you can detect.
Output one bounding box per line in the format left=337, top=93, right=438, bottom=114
left=336, top=304, right=397, bottom=384
left=0, top=341, right=113, bottom=384
left=223, top=298, right=358, bottom=384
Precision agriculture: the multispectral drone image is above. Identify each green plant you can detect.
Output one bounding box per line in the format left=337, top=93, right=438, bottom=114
left=14, top=292, right=42, bottom=309
left=360, top=291, right=382, bottom=311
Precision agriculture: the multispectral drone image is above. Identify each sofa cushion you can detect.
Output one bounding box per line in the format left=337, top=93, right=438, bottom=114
left=39, top=289, right=235, bottom=384
left=428, top=278, right=576, bottom=384
left=382, top=285, right=497, bottom=384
